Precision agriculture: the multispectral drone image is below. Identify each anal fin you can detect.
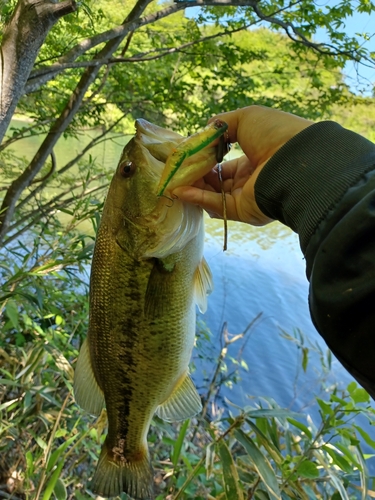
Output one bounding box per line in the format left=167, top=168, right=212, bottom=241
left=156, top=372, right=202, bottom=422
left=74, top=338, right=105, bottom=416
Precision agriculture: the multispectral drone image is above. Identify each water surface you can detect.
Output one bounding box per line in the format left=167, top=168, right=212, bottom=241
left=6, top=120, right=364, bottom=415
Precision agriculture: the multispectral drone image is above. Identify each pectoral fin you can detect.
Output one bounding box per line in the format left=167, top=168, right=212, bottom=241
left=194, top=257, right=213, bottom=313
left=144, top=257, right=175, bottom=319
left=156, top=372, right=202, bottom=422
left=74, top=338, right=105, bottom=416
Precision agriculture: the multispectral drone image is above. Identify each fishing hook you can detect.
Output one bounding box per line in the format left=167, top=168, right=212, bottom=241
left=159, top=193, right=176, bottom=208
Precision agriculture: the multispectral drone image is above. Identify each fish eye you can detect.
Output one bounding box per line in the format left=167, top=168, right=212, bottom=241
left=119, top=160, right=135, bottom=178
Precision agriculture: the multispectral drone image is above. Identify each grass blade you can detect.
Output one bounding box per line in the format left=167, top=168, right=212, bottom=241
left=234, top=429, right=281, bottom=500
left=172, top=419, right=190, bottom=467
left=217, top=440, right=244, bottom=500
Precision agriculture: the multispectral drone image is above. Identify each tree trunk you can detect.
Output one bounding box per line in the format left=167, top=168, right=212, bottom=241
left=0, top=0, right=77, bottom=144
left=0, top=0, right=151, bottom=245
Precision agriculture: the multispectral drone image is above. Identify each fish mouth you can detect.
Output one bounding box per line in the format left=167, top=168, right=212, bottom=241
left=135, top=119, right=228, bottom=196
left=130, top=119, right=228, bottom=259
left=135, top=119, right=184, bottom=167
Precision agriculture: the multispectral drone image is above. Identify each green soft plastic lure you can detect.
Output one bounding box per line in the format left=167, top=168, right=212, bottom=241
left=157, top=119, right=228, bottom=197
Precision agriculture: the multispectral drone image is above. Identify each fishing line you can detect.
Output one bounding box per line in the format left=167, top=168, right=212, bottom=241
left=217, top=163, right=228, bottom=252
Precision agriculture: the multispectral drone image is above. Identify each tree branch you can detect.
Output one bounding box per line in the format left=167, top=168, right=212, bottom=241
left=58, top=115, right=128, bottom=176
left=31, top=150, right=57, bottom=184
left=24, top=0, right=374, bottom=95
left=0, top=0, right=77, bottom=143
left=24, top=0, right=259, bottom=94
left=4, top=181, right=108, bottom=246
left=0, top=0, right=151, bottom=244
left=13, top=151, right=56, bottom=214
left=24, top=21, right=256, bottom=75
left=250, top=2, right=372, bottom=64
left=7, top=174, right=107, bottom=231
left=0, top=118, right=54, bottom=152
left=83, top=33, right=134, bottom=107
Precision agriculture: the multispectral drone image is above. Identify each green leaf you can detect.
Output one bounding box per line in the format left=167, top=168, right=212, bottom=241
left=246, top=420, right=284, bottom=466
left=54, top=429, right=68, bottom=439
left=287, top=418, right=312, bottom=439
left=354, top=425, right=375, bottom=450
left=316, top=398, right=333, bottom=416
left=47, top=435, right=78, bottom=473
left=244, top=408, right=299, bottom=419
left=331, top=492, right=342, bottom=500
left=313, top=450, right=350, bottom=500
left=217, top=440, right=244, bottom=500
left=351, top=388, right=370, bottom=404
left=302, top=347, right=309, bottom=372
left=30, top=433, right=47, bottom=451
left=42, top=460, right=64, bottom=500
left=0, top=398, right=19, bottom=411
left=253, top=490, right=270, bottom=499
left=25, top=451, right=34, bottom=477
left=54, top=478, right=67, bottom=500
left=234, top=429, right=281, bottom=500
left=347, top=381, right=357, bottom=394
left=5, top=300, right=19, bottom=329
left=55, top=315, right=63, bottom=326
left=334, top=443, right=362, bottom=470
left=330, top=394, right=348, bottom=405
left=172, top=419, right=190, bottom=467
left=323, top=446, right=352, bottom=473
left=296, top=460, right=320, bottom=478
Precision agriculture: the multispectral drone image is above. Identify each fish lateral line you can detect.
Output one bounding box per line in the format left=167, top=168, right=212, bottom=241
left=157, top=119, right=228, bottom=197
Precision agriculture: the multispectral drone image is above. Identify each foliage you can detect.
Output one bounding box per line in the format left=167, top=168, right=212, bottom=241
left=1, top=1, right=375, bottom=499
left=1, top=247, right=375, bottom=499
left=0, top=0, right=374, bottom=244
left=328, top=101, right=375, bottom=143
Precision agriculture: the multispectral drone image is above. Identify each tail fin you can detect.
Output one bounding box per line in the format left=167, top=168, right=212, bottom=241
left=90, top=441, right=154, bottom=499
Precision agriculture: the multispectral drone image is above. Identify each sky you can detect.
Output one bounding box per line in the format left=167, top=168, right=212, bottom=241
left=185, top=3, right=375, bottom=96
left=315, top=4, right=375, bottom=95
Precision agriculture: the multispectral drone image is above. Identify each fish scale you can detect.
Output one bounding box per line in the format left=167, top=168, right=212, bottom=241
left=74, top=119, right=227, bottom=499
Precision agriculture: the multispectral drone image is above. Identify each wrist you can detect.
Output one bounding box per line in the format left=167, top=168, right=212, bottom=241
left=254, top=121, right=375, bottom=252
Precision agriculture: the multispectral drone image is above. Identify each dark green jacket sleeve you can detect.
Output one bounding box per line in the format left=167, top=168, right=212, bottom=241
left=254, top=122, right=375, bottom=399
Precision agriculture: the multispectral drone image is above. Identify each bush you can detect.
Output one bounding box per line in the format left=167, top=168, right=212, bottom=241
left=1, top=227, right=375, bottom=500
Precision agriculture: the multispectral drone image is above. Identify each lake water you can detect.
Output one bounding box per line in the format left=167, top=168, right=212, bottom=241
left=6, top=119, right=367, bottom=418
left=198, top=219, right=354, bottom=415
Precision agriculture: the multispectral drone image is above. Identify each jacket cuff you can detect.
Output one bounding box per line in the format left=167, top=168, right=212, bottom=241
left=254, top=121, right=375, bottom=253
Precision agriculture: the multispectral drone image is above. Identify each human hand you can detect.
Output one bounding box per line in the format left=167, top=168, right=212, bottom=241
left=172, top=105, right=314, bottom=226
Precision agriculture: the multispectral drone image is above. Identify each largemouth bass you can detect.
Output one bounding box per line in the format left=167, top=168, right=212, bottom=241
left=74, top=119, right=228, bottom=499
